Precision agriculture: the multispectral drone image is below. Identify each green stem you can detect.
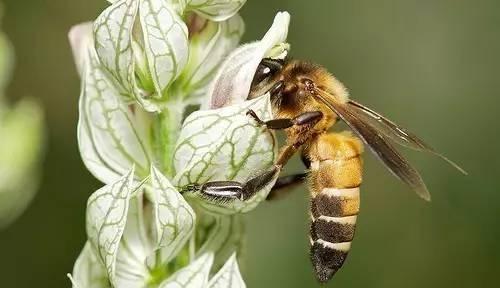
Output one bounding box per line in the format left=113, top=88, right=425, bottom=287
left=153, top=104, right=184, bottom=178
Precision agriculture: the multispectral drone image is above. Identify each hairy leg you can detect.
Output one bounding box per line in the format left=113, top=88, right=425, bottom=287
left=266, top=173, right=307, bottom=200
left=183, top=166, right=280, bottom=202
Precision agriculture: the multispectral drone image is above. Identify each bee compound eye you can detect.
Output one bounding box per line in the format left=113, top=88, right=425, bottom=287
left=252, top=63, right=272, bottom=85
left=303, top=78, right=315, bottom=91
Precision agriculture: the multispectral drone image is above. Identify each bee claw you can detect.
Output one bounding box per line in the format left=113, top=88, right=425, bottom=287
left=246, top=109, right=265, bottom=126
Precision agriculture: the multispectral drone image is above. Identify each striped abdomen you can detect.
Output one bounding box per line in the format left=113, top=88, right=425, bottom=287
left=306, top=132, right=363, bottom=283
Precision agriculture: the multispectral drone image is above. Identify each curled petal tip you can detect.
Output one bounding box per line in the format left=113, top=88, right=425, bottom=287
left=68, top=22, right=93, bottom=76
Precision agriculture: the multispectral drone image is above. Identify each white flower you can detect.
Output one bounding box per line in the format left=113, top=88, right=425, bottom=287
left=68, top=0, right=291, bottom=285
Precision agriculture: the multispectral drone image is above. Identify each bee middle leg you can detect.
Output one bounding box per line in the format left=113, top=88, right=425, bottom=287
left=267, top=152, right=311, bottom=200
left=266, top=173, right=307, bottom=200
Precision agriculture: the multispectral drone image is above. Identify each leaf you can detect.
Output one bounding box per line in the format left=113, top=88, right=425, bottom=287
left=205, top=11, right=290, bottom=109
left=68, top=242, right=111, bottom=288
left=159, top=253, right=214, bottom=288
left=94, top=0, right=139, bottom=93
left=208, top=253, right=246, bottom=288
left=173, top=95, right=277, bottom=214
left=139, top=0, right=189, bottom=101
left=86, top=167, right=135, bottom=286
left=177, top=14, right=244, bottom=103
left=148, top=166, right=196, bottom=264
left=187, top=0, right=247, bottom=21
left=78, top=41, right=151, bottom=184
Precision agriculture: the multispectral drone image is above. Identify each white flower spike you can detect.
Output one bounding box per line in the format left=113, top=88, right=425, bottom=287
left=70, top=0, right=292, bottom=286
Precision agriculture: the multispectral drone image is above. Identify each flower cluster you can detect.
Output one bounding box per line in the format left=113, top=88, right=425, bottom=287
left=68, top=0, right=290, bottom=286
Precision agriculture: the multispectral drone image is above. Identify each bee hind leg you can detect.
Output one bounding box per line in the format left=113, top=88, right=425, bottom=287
left=182, top=166, right=280, bottom=202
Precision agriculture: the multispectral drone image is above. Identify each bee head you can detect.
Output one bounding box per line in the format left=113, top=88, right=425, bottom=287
left=283, top=60, right=349, bottom=103
left=250, top=59, right=349, bottom=105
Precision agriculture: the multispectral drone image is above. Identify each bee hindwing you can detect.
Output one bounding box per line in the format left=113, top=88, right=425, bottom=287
left=307, top=133, right=363, bottom=283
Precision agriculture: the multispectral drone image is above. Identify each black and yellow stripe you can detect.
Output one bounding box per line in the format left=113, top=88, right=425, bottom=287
left=309, top=187, right=360, bottom=283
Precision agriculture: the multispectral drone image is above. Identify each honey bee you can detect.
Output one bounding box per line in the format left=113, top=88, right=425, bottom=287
left=191, top=58, right=466, bottom=283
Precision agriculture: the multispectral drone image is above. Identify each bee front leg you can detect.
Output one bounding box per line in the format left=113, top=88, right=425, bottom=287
left=183, top=166, right=280, bottom=202
left=246, top=109, right=323, bottom=130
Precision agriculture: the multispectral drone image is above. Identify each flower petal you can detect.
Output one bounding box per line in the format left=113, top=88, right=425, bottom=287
left=187, top=0, right=246, bottom=21
left=68, top=242, right=111, bottom=288
left=78, top=39, right=151, bottom=183
left=177, top=14, right=244, bottom=103
left=173, top=94, right=277, bottom=214
left=197, top=215, right=244, bottom=271
left=93, top=0, right=138, bottom=94
left=68, top=22, right=94, bottom=77
left=86, top=167, right=135, bottom=286
left=159, top=253, right=214, bottom=288
left=148, top=166, right=196, bottom=264
left=205, top=11, right=290, bottom=109
left=208, top=253, right=246, bottom=288
left=114, top=191, right=153, bottom=287
left=139, top=0, right=189, bottom=105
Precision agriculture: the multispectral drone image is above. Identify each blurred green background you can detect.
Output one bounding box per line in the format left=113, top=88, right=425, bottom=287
left=0, top=0, right=499, bottom=287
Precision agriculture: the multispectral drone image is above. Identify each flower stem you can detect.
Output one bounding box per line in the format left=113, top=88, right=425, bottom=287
left=153, top=104, right=184, bottom=178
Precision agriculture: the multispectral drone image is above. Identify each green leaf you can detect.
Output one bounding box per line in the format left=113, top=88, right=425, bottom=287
left=78, top=39, right=151, bottom=183
left=177, top=13, right=244, bottom=103
left=68, top=242, right=111, bottom=288
left=139, top=0, right=188, bottom=102
left=173, top=95, right=277, bottom=214
left=94, top=0, right=138, bottom=93
left=187, top=0, right=246, bottom=21
left=208, top=253, right=246, bottom=288
left=148, top=166, right=196, bottom=264
left=86, top=167, right=135, bottom=286
left=159, top=253, right=214, bottom=288
left=205, top=11, right=290, bottom=109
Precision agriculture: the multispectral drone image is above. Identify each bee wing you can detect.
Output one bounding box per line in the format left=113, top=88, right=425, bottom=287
left=314, top=89, right=432, bottom=201
left=347, top=100, right=466, bottom=174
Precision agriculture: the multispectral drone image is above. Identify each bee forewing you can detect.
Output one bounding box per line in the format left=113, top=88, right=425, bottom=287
left=347, top=100, right=467, bottom=175
left=314, top=89, right=431, bottom=201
